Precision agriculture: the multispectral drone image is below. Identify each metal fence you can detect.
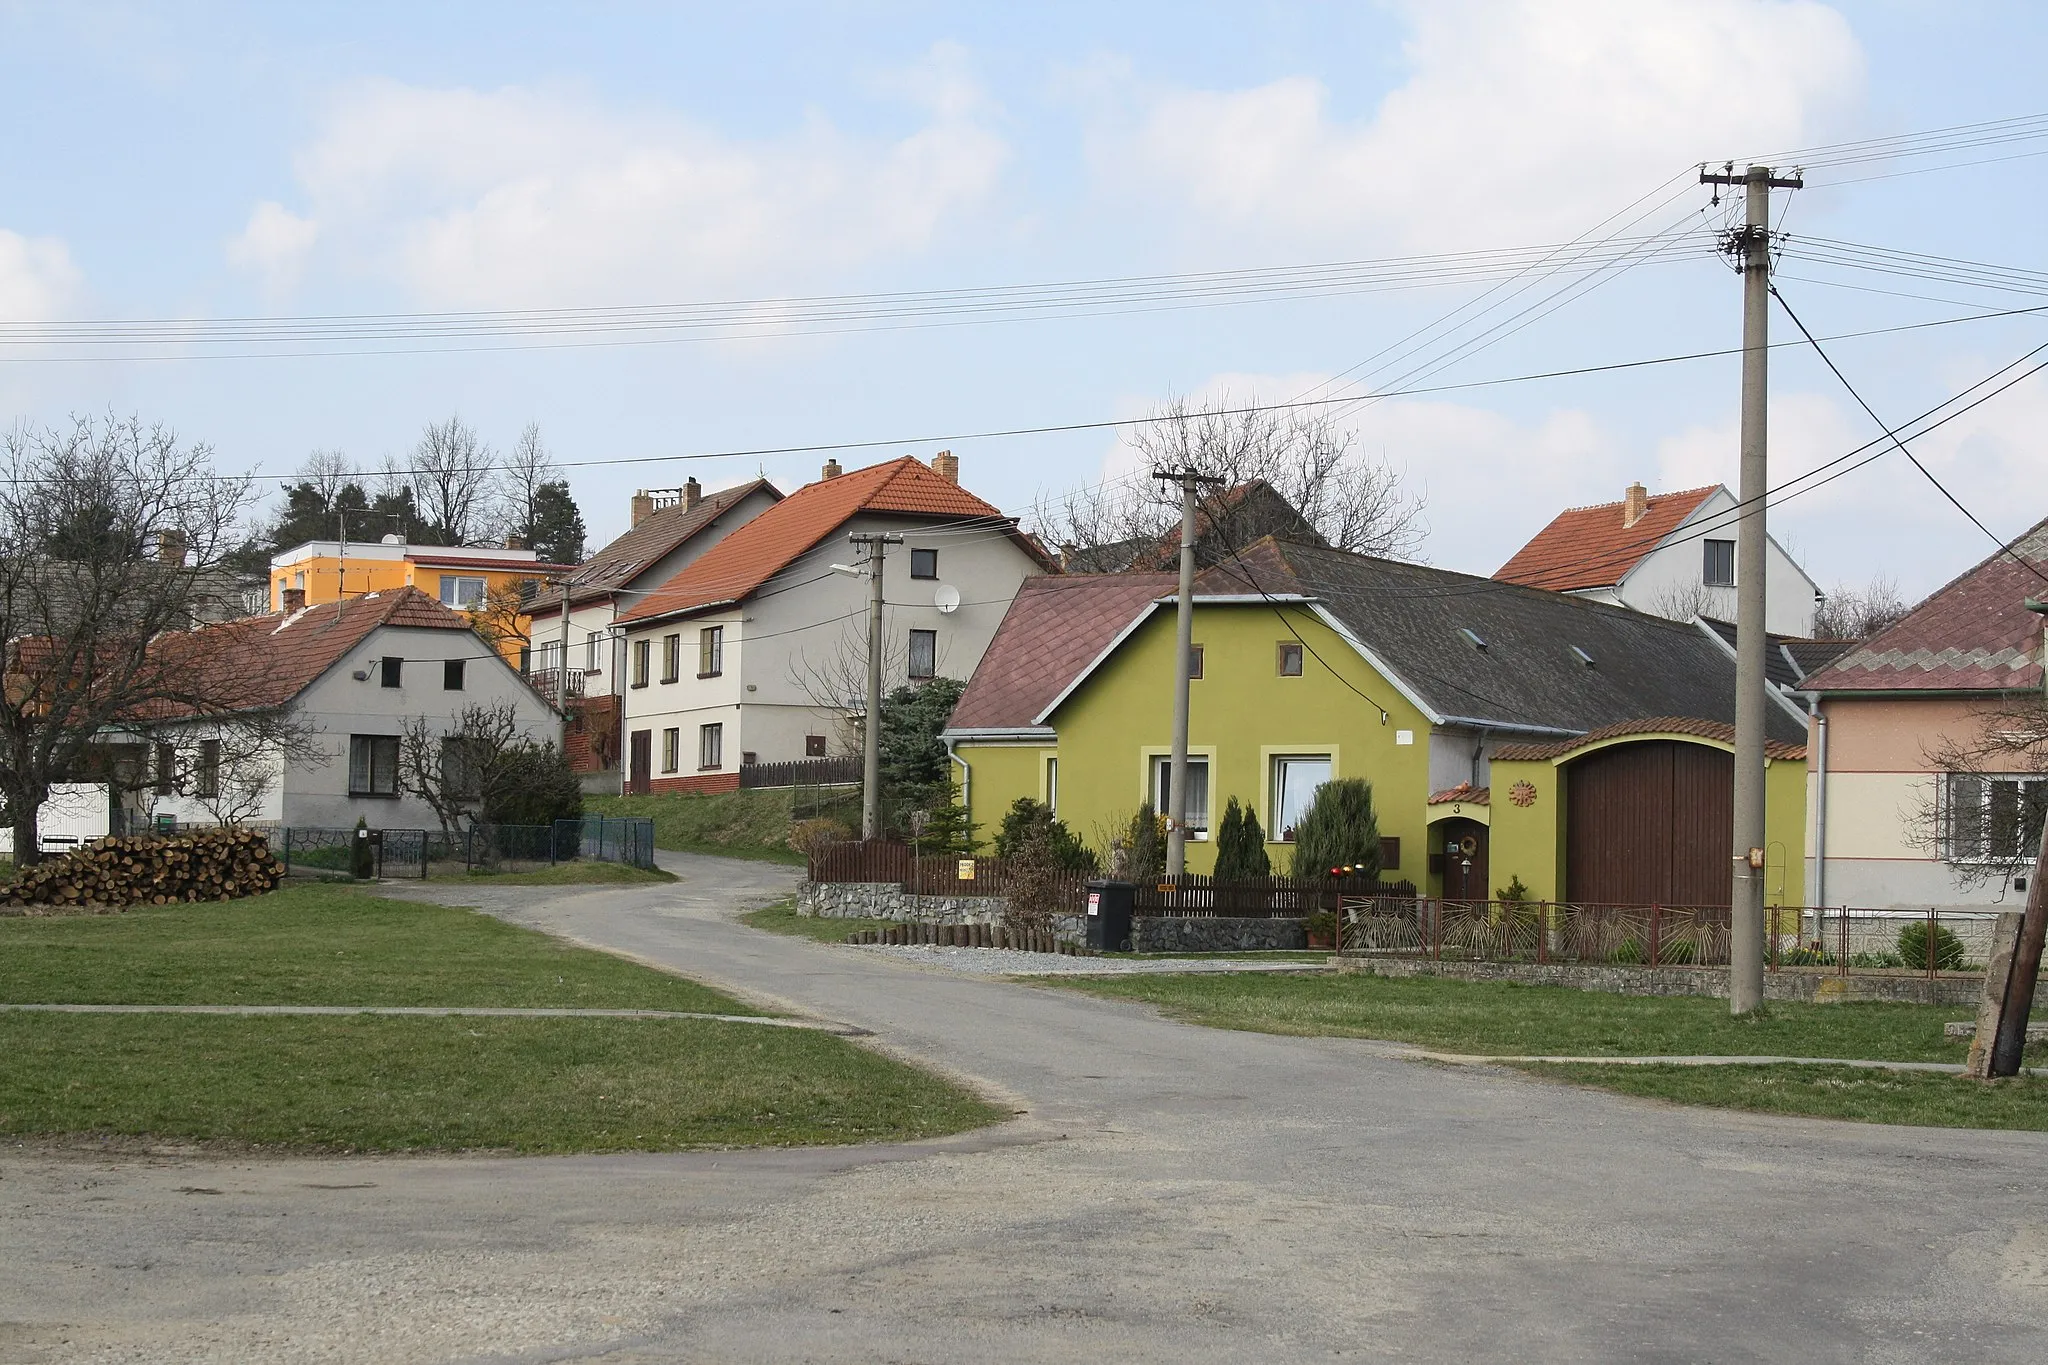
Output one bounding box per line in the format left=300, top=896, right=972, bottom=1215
left=275, top=816, right=655, bottom=880
left=1336, top=898, right=2008, bottom=979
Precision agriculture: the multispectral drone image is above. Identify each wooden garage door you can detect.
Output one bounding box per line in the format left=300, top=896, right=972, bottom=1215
left=1564, top=741, right=1733, bottom=907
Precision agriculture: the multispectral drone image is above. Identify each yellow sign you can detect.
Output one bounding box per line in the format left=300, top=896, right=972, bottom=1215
left=957, top=859, right=976, bottom=881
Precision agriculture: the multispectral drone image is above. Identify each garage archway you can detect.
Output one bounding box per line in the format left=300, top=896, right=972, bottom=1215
left=1564, top=740, right=1732, bottom=906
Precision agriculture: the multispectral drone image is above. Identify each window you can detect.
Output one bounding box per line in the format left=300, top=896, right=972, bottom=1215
left=1945, top=773, right=2048, bottom=863
left=662, top=633, right=681, bottom=684
left=631, top=638, right=650, bottom=688
left=908, top=628, right=937, bottom=681
left=806, top=734, right=828, bottom=757
left=699, top=625, right=724, bottom=678
left=439, top=575, right=487, bottom=609
left=154, top=742, right=177, bottom=796
left=380, top=657, right=402, bottom=689
left=1379, top=837, right=1401, bottom=871
left=196, top=739, right=221, bottom=799
left=439, top=737, right=484, bottom=801
left=699, top=723, right=724, bottom=770
left=348, top=735, right=400, bottom=797
left=1188, top=644, right=1204, bottom=680
left=910, top=548, right=939, bottom=580
left=586, top=632, right=603, bottom=672
left=443, top=658, right=465, bottom=691
left=1151, top=755, right=1211, bottom=839
left=1271, top=755, right=1332, bottom=842
left=1277, top=642, right=1304, bottom=676
left=661, top=728, right=680, bottom=773
left=1703, top=539, right=1736, bottom=588
left=1045, top=756, right=1058, bottom=815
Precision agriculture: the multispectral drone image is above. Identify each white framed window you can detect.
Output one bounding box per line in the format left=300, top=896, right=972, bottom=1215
left=1271, top=755, right=1333, bottom=842
left=439, top=575, right=487, bottom=609
left=1944, top=773, right=2048, bottom=864
left=585, top=631, right=603, bottom=672
left=699, top=723, right=724, bottom=770
left=1277, top=641, right=1304, bottom=677
left=699, top=625, right=724, bottom=677
left=661, top=633, right=681, bottom=684
left=1151, top=755, right=1211, bottom=840
left=661, top=728, right=680, bottom=774
left=1045, top=756, right=1058, bottom=815
left=1703, top=539, right=1735, bottom=588
left=631, top=639, right=650, bottom=688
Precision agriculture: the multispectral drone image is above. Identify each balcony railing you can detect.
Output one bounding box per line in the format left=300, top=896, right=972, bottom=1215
left=526, top=666, right=587, bottom=700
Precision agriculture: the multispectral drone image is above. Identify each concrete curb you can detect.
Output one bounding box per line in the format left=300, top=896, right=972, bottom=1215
left=1409, top=1047, right=2048, bottom=1077
left=0, top=1003, right=870, bottom=1035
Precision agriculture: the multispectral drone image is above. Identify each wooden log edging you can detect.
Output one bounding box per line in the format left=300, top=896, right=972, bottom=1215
left=845, top=922, right=1096, bottom=955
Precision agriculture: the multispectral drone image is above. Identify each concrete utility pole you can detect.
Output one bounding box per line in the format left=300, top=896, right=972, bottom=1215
left=556, top=580, right=572, bottom=715
left=849, top=531, right=903, bottom=840
left=1154, top=469, right=1223, bottom=878
left=1703, top=162, right=1801, bottom=1015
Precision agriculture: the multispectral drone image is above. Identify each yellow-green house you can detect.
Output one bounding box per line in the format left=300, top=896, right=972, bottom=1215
left=944, top=540, right=1807, bottom=907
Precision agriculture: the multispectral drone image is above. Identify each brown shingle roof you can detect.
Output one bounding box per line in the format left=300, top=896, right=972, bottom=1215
left=620, top=457, right=1042, bottom=625
left=1494, top=485, right=1720, bottom=592
left=946, top=573, right=1179, bottom=731
left=1799, top=517, right=2048, bottom=694
left=567, top=479, right=778, bottom=607
left=1492, top=717, right=1804, bottom=763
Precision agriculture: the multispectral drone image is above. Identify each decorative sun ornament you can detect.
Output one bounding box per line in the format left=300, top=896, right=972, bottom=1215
left=1509, top=780, right=1538, bottom=808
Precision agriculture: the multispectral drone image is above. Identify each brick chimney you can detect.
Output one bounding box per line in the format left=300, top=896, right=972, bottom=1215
left=156, top=529, right=187, bottom=566
left=821, top=458, right=843, bottom=480
left=282, top=587, right=306, bottom=613
left=932, top=449, right=959, bottom=484
left=1622, top=481, right=1649, bottom=528
left=683, top=476, right=701, bottom=510
left=630, top=489, right=654, bottom=528
left=505, top=534, right=526, bottom=551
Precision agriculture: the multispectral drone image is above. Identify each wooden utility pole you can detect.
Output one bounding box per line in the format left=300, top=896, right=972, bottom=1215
left=1153, top=469, right=1223, bottom=877
left=1702, top=162, right=1801, bottom=1015
left=849, top=531, right=903, bottom=839
left=1987, top=597, right=2048, bottom=1075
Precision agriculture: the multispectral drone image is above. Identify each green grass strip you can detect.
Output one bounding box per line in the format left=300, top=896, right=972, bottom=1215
left=1519, top=1062, right=2048, bottom=1131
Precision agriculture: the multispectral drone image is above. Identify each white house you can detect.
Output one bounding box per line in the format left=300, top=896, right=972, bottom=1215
left=138, top=587, right=560, bottom=830
left=528, top=477, right=781, bottom=792
left=1495, top=482, right=1820, bottom=637
left=613, top=452, right=1049, bottom=794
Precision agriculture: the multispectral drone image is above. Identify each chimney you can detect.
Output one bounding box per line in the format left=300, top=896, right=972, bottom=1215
left=821, top=458, right=843, bottom=481
left=505, top=534, right=526, bottom=551
left=1622, top=481, right=1649, bottom=528
left=156, top=529, right=187, bottom=566
left=630, top=489, right=654, bottom=528
left=932, top=449, right=959, bottom=484
left=282, top=587, right=306, bottom=613
left=683, top=476, right=701, bottom=510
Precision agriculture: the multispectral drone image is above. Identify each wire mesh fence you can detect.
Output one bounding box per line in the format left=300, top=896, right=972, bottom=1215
left=272, top=816, right=656, bottom=879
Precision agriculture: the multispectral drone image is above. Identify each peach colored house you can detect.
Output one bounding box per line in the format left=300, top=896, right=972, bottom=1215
left=1799, top=518, right=2048, bottom=912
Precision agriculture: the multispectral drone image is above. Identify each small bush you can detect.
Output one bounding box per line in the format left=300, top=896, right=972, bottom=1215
left=1126, top=804, right=1165, bottom=881
left=483, top=743, right=583, bottom=827
left=1497, top=875, right=1531, bottom=903
left=994, top=798, right=1097, bottom=872
left=1212, top=797, right=1272, bottom=879
left=1609, top=938, right=1696, bottom=965
left=1290, top=778, right=1380, bottom=882
left=1777, top=942, right=1837, bottom=966
left=788, top=818, right=851, bottom=859
left=1897, top=921, right=1966, bottom=972
left=1303, top=910, right=1338, bottom=941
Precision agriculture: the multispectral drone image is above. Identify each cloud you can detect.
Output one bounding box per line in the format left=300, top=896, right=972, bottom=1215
left=1085, top=0, right=1864, bottom=254
left=226, top=201, right=319, bottom=296
left=239, top=49, right=1009, bottom=307
left=0, top=229, right=82, bottom=321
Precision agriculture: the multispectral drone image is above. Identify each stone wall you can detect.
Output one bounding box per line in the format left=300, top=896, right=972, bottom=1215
left=1331, top=955, right=2044, bottom=1008
left=797, top=881, right=1079, bottom=939
left=1133, top=917, right=1307, bottom=953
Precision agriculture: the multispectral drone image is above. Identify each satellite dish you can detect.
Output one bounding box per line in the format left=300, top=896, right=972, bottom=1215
left=934, top=584, right=960, bottom=614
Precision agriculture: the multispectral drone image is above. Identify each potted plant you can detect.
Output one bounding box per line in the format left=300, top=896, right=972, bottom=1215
left=1303, top=909, right=1338, bottom=951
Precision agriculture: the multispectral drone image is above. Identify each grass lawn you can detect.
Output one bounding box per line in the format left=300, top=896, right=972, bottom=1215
left=0, top=884, right=1001, bottom=1151
left=587, top=790, right=809, bottom=864
left=1521, top=1063, right=2048, bottom=1132
left=428, top=861, right=676, bottom=887
left=1051, top=971, right=1973, bottom=1064
left=740, top=899, right=908, bottom=944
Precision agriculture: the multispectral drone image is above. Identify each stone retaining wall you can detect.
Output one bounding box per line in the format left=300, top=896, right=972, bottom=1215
left=1331, top=955, right=2043, bottom=1007
left=1133, top=917, right=1307, bottom=953
left=797, top=881, right=1080, bottom=940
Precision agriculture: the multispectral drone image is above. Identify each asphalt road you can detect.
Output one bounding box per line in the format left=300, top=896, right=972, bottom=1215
left=3, top=851, right=2045, bottom=1363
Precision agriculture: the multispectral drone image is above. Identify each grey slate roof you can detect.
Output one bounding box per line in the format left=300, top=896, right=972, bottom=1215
left=1211, top=540, right=1809, bottom=746
left=1696, top=617, right=1848, bottom=691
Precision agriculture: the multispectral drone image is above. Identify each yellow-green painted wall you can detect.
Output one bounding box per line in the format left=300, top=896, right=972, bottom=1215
left=952, top=740, right=1054, bottom=842
left=960, top=603, right=1434, bottom=875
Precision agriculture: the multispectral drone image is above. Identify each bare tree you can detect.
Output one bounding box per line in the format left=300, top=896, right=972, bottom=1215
left=1813, top=574, right=1911, bottom=640
left=1036, top=395, right=1426, bottom=567
left=1646, top=579, right=1734, bottom=625
left=409, top=416, right=497, bottom=546
left=397, top=699, right=523, bottom=834
left=298, top=449, right=358, bottom=506
left=467, top=579, right=542, bottom=662
left=499, top=423, right=554, bottom=543
left=1914, top=697, right=2048, bottom=890
left=0, top=415, right=259, bottom=863
left=149, top=712, right=324, bottom=827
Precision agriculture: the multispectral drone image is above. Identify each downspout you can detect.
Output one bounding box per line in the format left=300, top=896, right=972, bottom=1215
left=1808, top=692, right=1829, bottom=929
left=947, top=740, right=970, bottom=821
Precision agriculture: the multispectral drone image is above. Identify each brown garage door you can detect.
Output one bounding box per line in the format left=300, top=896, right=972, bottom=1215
left=1564, top=740, right=1732, bottom=906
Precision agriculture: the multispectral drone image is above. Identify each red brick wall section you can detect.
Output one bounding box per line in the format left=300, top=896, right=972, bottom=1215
left=564, top=695, right=621, bottom=774
left=648, top=771, right=741, bottom=797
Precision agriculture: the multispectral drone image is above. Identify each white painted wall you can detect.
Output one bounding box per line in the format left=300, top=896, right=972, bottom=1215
left=622, top=510, right=1043, bottom=776
left=1602, top=488, right=1818, bottom=636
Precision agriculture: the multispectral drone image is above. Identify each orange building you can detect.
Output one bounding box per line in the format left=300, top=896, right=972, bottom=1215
left=269, top=536, right=574, bottom=666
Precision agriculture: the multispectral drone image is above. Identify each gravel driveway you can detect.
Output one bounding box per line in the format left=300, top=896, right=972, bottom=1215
left=3, top=851, right=2043, bottom=1363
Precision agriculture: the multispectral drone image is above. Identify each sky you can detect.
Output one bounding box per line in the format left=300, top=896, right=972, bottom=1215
left=3, top=1, right=2046, bottom=602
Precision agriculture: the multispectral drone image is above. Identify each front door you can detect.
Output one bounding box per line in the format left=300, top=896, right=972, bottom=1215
left=1438, top=818, right=1490, bottom=904
left=628, top=729, right=652, bottom=795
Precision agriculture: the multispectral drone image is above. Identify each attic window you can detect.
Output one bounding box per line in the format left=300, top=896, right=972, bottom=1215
left=1458, top=628, right=1487, bottom=651
left=1570, top=646, right=1596, bottom=667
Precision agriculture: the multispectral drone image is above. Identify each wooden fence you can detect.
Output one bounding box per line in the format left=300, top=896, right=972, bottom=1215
left=741, top=756, right=862, bottom=790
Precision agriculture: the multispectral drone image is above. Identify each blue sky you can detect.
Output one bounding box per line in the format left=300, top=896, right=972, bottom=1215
left=3, top=1, right=2046, bottom=599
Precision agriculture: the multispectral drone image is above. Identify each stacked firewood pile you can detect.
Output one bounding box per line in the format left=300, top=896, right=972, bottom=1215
left=1, top=828, right=284, bottom=912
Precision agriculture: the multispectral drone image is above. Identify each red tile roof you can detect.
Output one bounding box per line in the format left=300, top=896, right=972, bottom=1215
left=1492, top=717, right=1804, bottom=763
left=1427, top=783, right=1489, bottom=806
left=946, top=573, right=1179, bottom=731
left=1494, top=486, right=1720, bottom=592
left=1800, top=516, right=2048, bottom=693
left=567, top=479, right=779, bottom=607
left=620, top=457, right=1039, bottom=624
